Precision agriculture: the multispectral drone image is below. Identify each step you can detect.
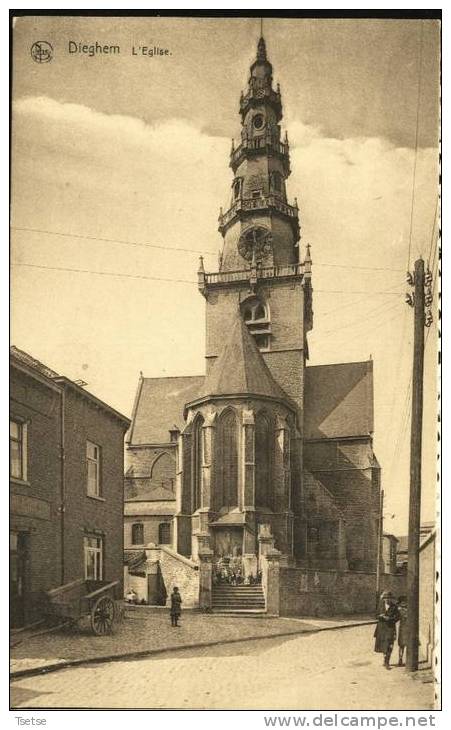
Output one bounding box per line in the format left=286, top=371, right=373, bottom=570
left=212, top=606, right=266, bottom=618
left=212, top=601, right=265, bottom=608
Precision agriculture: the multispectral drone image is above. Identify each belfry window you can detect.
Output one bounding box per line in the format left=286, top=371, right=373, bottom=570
left=241, top=298, right=271, bottom=351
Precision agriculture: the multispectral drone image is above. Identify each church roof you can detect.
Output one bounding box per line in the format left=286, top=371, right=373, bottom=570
left=304, top=360, right=374, bottom=440
left=192, top=312, right=291, bottom=406
left=128, top=375, right=204, bottom=445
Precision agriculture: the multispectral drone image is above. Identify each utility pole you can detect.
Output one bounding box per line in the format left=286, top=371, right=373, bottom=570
left=405, top=257, right=433, bottom=672
left=375, top=488, right=384, bottom=614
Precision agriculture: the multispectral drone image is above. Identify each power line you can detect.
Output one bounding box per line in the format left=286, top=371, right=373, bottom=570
left=11, top=226, right=218, bottom=258
left=12, top=262, right=198, bottom=286
left=406, top=21, right=425, bottom=269
left=317, top=299, right=400, bottom=337
left=11, top=261, right=405, bottom=295
left=426, top=195, right=439, bottom=268
left=12, top=225, right=404, bottom=273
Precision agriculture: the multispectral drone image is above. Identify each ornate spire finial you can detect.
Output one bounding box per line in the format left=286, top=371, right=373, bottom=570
left=257, top=36, right=267, bottom=62
left=198, top=255, right=205, bottom=273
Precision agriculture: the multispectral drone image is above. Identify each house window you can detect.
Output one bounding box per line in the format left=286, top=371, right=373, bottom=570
left=131, top=523, right=144, bottom=545
left=10, top=419, right=27, bottom=481
left=158, top=523, right=171, bottom=545
left=87, top=441, right=101, bottom=497
left=84, top=535, right=103, bottom=580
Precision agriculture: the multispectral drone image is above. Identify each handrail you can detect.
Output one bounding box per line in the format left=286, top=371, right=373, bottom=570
left=204, top=263, right=303, bottom=286
left=84, top=580, right=119, bottom=600
left=219, top=195, right=298, bottom=230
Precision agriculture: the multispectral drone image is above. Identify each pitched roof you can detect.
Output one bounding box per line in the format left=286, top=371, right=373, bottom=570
left=125, top=484, right=176, bottom=502
left=124, top=502, right=176, bottom=516
left=304, top=360, right=373, bottom=440
left=129, top=375, right=204, bottom=445
left=196, top=311, right=291, bottom=405
left=11, top=345, right=60, bottom=379
left=11, top=346, right=130, bottom=426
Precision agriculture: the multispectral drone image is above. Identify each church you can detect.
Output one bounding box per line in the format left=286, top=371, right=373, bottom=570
left=124, top=36, right=382, bottom=614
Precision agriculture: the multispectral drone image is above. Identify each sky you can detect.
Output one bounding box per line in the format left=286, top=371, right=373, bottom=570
left=11, top=15, right=440, bottom=535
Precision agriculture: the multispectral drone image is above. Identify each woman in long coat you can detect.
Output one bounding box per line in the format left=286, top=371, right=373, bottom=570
left=374, top=591, right=400, bottom=669
left=170, top=586, right=182, bottom=627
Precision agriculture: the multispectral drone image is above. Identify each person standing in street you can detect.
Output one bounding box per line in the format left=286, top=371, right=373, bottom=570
left=170, top=586, right=182, bottom=627
left=373, top=590, right=400, bottom=669
left=397, top=596, right=408, bottom=666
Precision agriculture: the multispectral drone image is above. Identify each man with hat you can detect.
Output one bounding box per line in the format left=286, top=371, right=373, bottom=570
left=374, top=590, right=400, bottom=669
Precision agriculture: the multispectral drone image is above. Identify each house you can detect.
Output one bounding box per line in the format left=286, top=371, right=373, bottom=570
left=382, top=533, right=399, bottom=574
left=396, top=521, right=435, bottom=573
left=10, top=346, right=130, bottom=627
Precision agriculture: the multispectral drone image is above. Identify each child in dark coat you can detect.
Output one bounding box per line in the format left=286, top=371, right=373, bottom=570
left=170, top=586, right=182, bottom=627
left=374, top=590, right=400, bottom=669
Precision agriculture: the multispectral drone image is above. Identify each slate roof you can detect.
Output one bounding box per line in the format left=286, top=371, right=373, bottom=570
left=11, top=345, right=60, bottom=379
left=129, top=375, right=204, bottom=444
left=123, top=549, right=147, bottom=568
left=304, top=360, right=373, bottom=440
left=193, top=312, right=291, bottom=406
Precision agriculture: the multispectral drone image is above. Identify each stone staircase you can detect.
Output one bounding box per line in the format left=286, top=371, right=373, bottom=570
left=211, top=584, right=266, bottom=614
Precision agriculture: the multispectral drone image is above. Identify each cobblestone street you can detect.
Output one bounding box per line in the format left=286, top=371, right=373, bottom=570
left=11, top=624, right=435, bottom=710
left=11, top=608, right=321, bottom=674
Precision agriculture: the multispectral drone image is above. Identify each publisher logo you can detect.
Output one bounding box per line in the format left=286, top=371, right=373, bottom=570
left=30, top=41, right=53, bottom=63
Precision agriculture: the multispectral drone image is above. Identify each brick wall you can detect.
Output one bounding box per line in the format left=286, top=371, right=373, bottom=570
left=62, top=387, right=127, bottom=595
left=124, top=513, right=174, bottom=548
left=10, top=367, right=62, bottom=623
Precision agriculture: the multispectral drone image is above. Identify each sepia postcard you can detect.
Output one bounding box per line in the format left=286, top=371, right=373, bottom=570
left=9, top=11, right=441, bottom=716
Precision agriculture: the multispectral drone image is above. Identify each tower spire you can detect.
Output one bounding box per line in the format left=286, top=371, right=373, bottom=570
left=257, top=35, right=267, bottom=62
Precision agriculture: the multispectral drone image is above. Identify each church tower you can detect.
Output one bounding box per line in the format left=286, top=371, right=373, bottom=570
left=125, top=33, right=381, bottom=607
left=199, top=35, right=313, bottom=412
left=173, top=36, right=314, bottom=566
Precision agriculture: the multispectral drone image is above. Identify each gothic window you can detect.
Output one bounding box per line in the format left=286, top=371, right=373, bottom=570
left=158, top=523, right=171, bottom=545
left=240, top=298, right=271, bottom=352
left=192, top=415, right=204, bottom=512
left=218, top=409, right=238, bottom=509
left=131, top=523, right=144, bottom=545
left=233, top=178, right=242, bottom=200
left=255, top=412, right=272, bottom=508
left=151, top=452, right=176, bottom=492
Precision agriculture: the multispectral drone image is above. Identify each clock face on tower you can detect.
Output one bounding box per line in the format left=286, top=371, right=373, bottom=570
left=238, top=225, right=273, bottom=263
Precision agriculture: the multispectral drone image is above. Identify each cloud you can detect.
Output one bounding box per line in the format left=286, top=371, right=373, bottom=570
left=11, top=95, right=439, bottom=534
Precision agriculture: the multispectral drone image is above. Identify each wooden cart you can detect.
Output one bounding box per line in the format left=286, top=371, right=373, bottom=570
left=45, top=578, right=121, bottom=635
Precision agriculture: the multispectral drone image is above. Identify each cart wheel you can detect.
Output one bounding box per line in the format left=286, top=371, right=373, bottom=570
left=91, top=595, right=115, bottom=635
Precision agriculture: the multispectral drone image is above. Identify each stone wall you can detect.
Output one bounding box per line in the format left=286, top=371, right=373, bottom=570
left=279, top=567, right=407, bottom=617
left=146, top=546, right=200, bottom=608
